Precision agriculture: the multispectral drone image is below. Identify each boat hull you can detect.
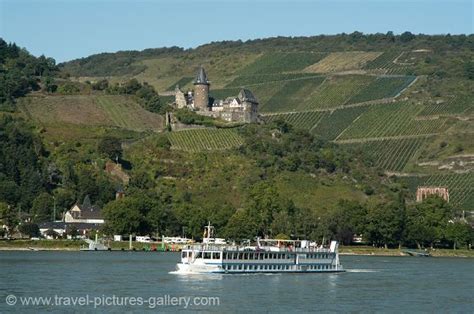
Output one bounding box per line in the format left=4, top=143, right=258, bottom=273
left=176, top=263, right=345, bottom=274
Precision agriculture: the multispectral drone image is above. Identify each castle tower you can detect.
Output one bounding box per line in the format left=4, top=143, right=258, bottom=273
left=193, top=66, right=210, bottom=111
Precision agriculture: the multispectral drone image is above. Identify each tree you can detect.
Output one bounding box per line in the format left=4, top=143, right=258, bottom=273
left=102, top=196, right=152, bottom=235
left=223, top=209, right=258, bottom=241
left=405, top=196, right=452, bottom=248
left=31, top=193, right=54, bottom=222
left=18, top=222, right=40, bottom=238
left=98, top=136, right=122, bottom=160
left=445, top=222, right=471, bottom=250
left=365, top=200, right=405, bottom=248
left=400, top=31, right=415, bottom=42
left=0, top=202, right=18, bottom=237
left=45, top=228, right=59, bottom=239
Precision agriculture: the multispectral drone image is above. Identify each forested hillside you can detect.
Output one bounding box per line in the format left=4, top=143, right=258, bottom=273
left=1, top=33, right=473, bottom=247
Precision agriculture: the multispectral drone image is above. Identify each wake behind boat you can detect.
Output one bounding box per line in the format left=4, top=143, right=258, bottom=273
left=175, top=223, right=344, bottom=274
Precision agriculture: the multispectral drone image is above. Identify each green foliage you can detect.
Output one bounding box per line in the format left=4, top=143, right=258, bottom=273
left=445, top=222, right=472, bottom=249
left=0, top=38, right=57, bottom=106
left=56, top=82, right=81, bottom=94
left=365, top=200, right=405, bottom=247
left=107, top=79, right=166, bottom=114
left=0, top=116, right=46, bottom=209
left=18, top=222, right=40, bottom=238
left=0, top=201, right=18, bottom=236
left=405, top=196, right=453, bottom=248
left=173, top=108, right=217, bottom=127
left=31, top=192, right=54, bottom=222
left=98, top=136, right=123, bottom=160
left=59, top=46, right=183, bottom=76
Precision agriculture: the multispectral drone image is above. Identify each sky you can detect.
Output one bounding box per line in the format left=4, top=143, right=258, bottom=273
left=0, top=0, right=472, bottom=62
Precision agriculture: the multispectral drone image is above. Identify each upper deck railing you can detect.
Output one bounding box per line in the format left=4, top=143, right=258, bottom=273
left=182, top=244, right=334, bottom=253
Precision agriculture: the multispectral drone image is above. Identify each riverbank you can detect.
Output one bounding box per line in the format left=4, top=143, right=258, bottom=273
left=339, top=246, right=474, bottom=258
left=0, top=240, right=472, bottom=257
left=0, top=240, right=173, bottom=251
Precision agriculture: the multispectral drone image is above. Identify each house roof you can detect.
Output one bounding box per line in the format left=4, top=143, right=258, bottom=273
left=238, top=89, right=258, bottom=104
left=72, top=195, right=103, bottom=220
left=194, top=66, right=209, bottom=85
left=77, top=205, right=102, bottom=219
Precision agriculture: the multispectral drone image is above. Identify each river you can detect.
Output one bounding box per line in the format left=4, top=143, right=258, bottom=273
left=0, top=252, right=472, bottom=312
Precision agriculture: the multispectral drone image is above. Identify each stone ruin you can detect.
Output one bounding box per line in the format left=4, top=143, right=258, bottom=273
left=416, top=186, right=449, bottom=202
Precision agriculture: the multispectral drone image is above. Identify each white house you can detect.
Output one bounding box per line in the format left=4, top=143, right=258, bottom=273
left=64, top=195, right=104, bottom=224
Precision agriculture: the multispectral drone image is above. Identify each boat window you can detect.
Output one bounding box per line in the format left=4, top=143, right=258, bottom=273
left=238, top=253, right=243, bottom=259
left=181, top=251, right=186, bottom=258
left=223, top=252, right=227, bottom=259
left=204, top=252, right=211, bottom=259
left=196, top=252, right=202, bottom=259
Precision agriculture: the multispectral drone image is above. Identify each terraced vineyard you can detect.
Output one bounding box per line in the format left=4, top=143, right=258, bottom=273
left=18, top=95, right=163, bottom=132
left=311, top=106, right=371, bottom=140
left=263, top=111, right=327, bottom=130
left=168, top=128, right=244, bottom=152
left=262, top=77, right=326, bottom=112
left=225, top=73, right=319, bottom=88
left=418, top=96, right=472, bottom=116
left=303, top=75, right=375, bottom=110
left=348, top=76, right=416, bottom=103
left=406, top=172, right=474, bottom=210
left=363, top=51, right=410, bottom=74
left=304, top=51, right=382, bottom=73
left=338, top=102, right=449, bottom=140
left=341, top=137, right=428, bottom=172
left=237, top=52, right=327, bottom=75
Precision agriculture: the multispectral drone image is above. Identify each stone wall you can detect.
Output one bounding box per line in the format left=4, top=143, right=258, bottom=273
left=416, top=186, right=449, bottom=202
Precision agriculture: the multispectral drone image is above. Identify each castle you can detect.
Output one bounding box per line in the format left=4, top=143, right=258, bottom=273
left=174, top=67, right=259, bottom=123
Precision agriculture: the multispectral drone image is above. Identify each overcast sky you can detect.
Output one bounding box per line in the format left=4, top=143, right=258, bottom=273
left=1, top=0, right=472, bottom=62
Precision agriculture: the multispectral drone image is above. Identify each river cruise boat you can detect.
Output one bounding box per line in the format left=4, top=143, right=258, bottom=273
left=175, top=223, right=344, bottom=274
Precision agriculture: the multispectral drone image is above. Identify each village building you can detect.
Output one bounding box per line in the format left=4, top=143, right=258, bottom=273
left=64, top=195, right=104, bottom=224
left=174, top=66, right=260, bottom=123
left=38, top=195, right=106, bottom=239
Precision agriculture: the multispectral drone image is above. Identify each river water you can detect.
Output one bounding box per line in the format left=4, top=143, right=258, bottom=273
left=0, top=252, right=472, bottom=313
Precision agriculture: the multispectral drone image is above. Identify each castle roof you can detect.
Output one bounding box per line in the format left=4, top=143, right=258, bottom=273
left=238, top=89, right=258, bottom=104
left=194, top=66, right=209, bottom=85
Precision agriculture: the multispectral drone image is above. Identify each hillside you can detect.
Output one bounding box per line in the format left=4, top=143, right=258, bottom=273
left=58, top=35, right=474, bottom=210
left=1, top=34, right=473, bottom=245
